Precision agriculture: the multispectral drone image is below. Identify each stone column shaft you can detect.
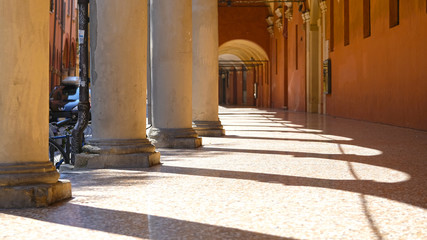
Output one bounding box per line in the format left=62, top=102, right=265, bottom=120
left=0, top=0, right=71, bottom=208
left=75, top=0, right=160, bottom=168
left=149, top=0, right=202, bottom=148
left=192, top=0, right=225, bottom=137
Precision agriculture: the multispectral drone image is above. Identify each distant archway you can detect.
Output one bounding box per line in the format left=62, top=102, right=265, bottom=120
left=219, top=39, right=269, bottom=62
left=219, top=40, right=270, bottom=107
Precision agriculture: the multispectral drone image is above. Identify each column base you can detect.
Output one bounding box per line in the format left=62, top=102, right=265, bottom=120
left=0, top=180, right=71, bottom=209
left=192, top=120, right=225, bottom=137
left=0, top=162, right=72, bottom=208
left=74, top=139, right=161, bottom=169
left=148, top=128, right=202, bottom=148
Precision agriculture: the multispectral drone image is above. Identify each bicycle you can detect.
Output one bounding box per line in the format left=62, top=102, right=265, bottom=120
left=48, top=118, right=92, bottom=169
left=49, top=138, right=69, bottom=169
left=49, top=119, right=72, bottom=169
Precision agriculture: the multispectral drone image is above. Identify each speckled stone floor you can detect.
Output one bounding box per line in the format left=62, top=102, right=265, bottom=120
left=1, top=107, right=426, bottom=240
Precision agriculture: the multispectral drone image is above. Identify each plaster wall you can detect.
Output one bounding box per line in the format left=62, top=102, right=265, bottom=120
left=326, top=0, right=427, bottom=130
left=218, top=7, right=270, bottom=58
left=287, top=8, right=307, bottom=112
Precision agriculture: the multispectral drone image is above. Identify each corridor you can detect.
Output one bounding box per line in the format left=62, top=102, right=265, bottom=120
left=1, top=107, right=426, bottom=239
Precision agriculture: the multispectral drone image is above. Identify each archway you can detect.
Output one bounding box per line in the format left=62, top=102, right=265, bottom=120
left=69, top=41, right=76, bottom=75
left=62, top=39, right=69, bottom=78
left=219, top=40, right=270, bottom=107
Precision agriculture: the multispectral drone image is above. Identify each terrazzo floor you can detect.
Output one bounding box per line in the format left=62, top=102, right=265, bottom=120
left=1, top=107, right=426, bottom=240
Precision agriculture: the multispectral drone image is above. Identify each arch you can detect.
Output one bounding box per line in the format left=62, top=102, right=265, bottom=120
left=218, top=40, right=270, bottom=107
left=219, top=39, right=269, bottom=62
left=70, top=41, right=76, bottom=68
left=63, top=39, right=69, bottom=69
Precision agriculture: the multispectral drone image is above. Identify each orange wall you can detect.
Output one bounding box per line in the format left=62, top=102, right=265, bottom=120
left=218, top=6, right=271, bottom=56
left=327, top=0, right=427, bottom=130
left=287, top=8, right=306, bottom=112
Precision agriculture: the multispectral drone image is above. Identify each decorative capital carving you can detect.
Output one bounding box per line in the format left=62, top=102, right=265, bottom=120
left=302, top=11, right=311, bottom=23
left=275, top=19, right=283, bottom=33
left=320, top=1, right=327, bottom=14
left=267, top=26, right=274, bottom=38
left=275, top=7, right=282, bottom=18
left=266, top=15, right=274, bottom=26
left=284, top=5, right=293, bottom=21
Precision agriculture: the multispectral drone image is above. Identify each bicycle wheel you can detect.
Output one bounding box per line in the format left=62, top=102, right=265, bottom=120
left=49, top=139, right=69, bottom=169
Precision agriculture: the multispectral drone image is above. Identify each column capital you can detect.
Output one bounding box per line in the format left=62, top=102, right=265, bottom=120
left=320, top=1, right=327, bottom=14
left=302, top=11, right=311, bottom=23
left=275, top=19, right=283, bottom=33
left=285, top=9, right=293, bottom=21
left=267, top=26, right=274, bottom=38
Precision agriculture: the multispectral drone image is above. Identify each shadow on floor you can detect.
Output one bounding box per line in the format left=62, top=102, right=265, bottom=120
left=149, top=164, right=425, bottom=209
left=1, top=203, right=298, bottom=240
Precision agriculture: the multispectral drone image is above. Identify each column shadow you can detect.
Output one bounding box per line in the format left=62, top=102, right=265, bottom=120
left=1, top=204, right=297, bottom=240
left=151, top=164, right=426, bottom=209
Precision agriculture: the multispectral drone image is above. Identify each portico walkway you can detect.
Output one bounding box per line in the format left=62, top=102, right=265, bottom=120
left=1, top=107, right=426, bottom=239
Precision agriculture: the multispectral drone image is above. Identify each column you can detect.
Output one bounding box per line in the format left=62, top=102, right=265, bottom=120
left=320, top=1, right=328, bottom=114
left=75, top=0, right=160, bottom=168
left=0, top=0, right=71, bottom=208
left=192, top=0, right=225, bottom=136
left=302, top=11, right=312, bottom=112
left=149, top=0, right=202, bottom=148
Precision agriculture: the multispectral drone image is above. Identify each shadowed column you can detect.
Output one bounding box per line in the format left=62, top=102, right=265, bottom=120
left=0, top=0, right=71, bottom=208
left=149, top=0, right=202, bottom=148
left=74, top=0, right=160, bottom=168
left=192, top=0, right=225, bottom=137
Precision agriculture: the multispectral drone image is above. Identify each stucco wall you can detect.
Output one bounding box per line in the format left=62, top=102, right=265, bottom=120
left=218, top=6, right=270, bottom=57
left=287, top=8, right=307, bottom=112
left=327, top=0, right=427, bottom=130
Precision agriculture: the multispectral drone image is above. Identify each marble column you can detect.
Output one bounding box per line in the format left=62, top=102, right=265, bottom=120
left=0, top=0, right=71, bottom=208
left=149, top=0, right=202, bottom=148
left=192, top=0, right=225, bottom=136
left=75, top=0, right=160, bottom=168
